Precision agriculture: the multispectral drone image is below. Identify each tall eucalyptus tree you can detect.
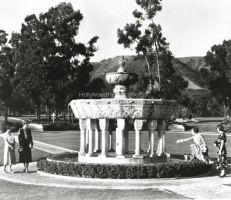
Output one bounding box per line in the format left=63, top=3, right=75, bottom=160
left=117, top=0, right=187, bottom=99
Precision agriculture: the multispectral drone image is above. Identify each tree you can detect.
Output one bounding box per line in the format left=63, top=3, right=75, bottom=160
left=117, top=0, right=187, bottom=99
left=0, top=30, right=15, bottom=123
left=12, top=14, right=46, bottom=119
left=12, top=2, right=98, bottom=119
left=38, top=2, right=98, bottom=118
left=86, top=77, right=105, bottom=98
left=178, top=89, right=213, bottom=117
left=201, top=40, right=231, bottom=118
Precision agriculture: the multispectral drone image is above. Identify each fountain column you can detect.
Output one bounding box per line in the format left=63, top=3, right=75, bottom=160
left=148, top=119, right=157, bottom=157
left=99, top=119, right=109, bottom=157
left=133, top=119, right=143, bottom=158
left=79, top=119, right=87, bottom=156
left=86, top=119, right=97, bottom=156
left=123, top=121, right=129, bottom=154
left=162, top=119, right=167, bottom=154
left=147, top=129, right=150, bottom=153
left=85, top=130, right=89, bottom=152
left=108, top=120, right=115, bottom=152
left=157, top=119, right=167, bottom=156
left=116, top=119, right=126, bottom=158
left=94, top=120, right=101, bottom=153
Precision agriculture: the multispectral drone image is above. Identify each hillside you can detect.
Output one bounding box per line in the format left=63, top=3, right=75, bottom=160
left=91, top=55, right=206, bottom=90
left=171, top=57, right=206, bottom=88
left=91, top=55, right=142, bottom=79
left=177, top=56, right=207, bottom=71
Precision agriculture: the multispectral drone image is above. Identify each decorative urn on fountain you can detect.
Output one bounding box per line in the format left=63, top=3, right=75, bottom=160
left=105, top=56, right=138, bottom=98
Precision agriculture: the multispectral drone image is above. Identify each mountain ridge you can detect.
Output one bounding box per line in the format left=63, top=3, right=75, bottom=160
left=91, top=55, right=207, bottom=90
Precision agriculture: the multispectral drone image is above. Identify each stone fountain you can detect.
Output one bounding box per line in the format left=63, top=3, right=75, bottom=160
left=69, top=56, right=176, bottom=164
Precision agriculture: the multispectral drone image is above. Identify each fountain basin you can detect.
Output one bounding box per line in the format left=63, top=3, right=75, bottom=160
left=69, top=98, right=176, bottom=119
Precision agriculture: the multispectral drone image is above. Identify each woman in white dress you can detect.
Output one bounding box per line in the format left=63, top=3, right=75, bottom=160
left=176, top=127, right=212, bottom=164
left=3, top=125, right=16, bottom=173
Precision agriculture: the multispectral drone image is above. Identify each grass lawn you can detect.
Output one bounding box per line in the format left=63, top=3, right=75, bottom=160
left=30, top=130, right=225, bottom=159
left=0, top=117, right=228, bottom=167
left=185, top=118, right=223, bottom=132
left=29, top=116, right=224, bottom=159
left=31, top=131, right=79, bottom=151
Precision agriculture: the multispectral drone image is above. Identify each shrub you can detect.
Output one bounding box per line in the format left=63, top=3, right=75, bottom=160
left=37, top=154, right=211, bottom=179
left=32, top=118, right=79, bottom=124
left=0, top=120, right=6, bottom=132
left=0, top=120, right=22, bottom=132
left=32, top=118, right=54, bottom=124
left=11, top=122, right=23, bottom=132
left=42, top=122, right=79, bottom=131
left=30, top=118, right=79, bottom=131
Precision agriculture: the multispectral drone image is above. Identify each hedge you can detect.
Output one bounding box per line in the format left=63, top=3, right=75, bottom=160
left=42, top=122, right=79, bottom=131
left=0, top=120, right=22, bottom=132
left=37, top=154, right=211, bottom=179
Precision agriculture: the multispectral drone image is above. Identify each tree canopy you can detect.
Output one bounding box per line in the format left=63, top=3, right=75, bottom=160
left=1, top=2, right=99, bottom=119
left=117, top=0, right=187, bottom=100
left=201, top=39, right=231, bottom=117
left=0, top=30, right=15, bottom=121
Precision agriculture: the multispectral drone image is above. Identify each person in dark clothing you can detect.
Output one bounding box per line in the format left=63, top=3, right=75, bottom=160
left=18, top=120, right=33, bottom=173
left=214, top=124, right=227, bottom=177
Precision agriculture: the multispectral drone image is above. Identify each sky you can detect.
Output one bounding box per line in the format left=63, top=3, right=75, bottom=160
left=1, top=0, right=231, bottom=62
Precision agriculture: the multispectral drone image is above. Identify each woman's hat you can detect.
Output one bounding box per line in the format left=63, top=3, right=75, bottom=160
left=217, top=124, right=224, bottom=132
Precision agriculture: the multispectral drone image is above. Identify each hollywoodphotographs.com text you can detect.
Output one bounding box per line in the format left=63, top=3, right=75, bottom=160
left=79, top=92, right=148, bottom=98
left=79, top=92, right=114, bottom=98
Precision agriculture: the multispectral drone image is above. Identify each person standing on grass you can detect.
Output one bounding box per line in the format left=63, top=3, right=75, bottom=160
left=176, top=127, right=212, bottom=164
left=3, top=125, right=16, bottom=173
left=214, top=124, right=227, bottom=177
left=18, top=120, right=33, bottom=173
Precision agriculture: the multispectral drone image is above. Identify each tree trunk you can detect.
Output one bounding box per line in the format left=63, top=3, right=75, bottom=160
left=63, top=109, right=66, bottom=120
left=35, top=105, right=37, bottom=119
left=68, top=106, right=72, bottom=122
left=224, top=98, right=231, bottom=120
left=55, top=99, right=58, bottom=119
left=4, top=108, right=8, bottom=125
left=35, top=104, right=41, bottom=120
left=45, top=106, right=48, bottom=118
left=8, top=108, right=11, bottom=117
left=45, top=104, right=51, bottom=120
left=38, top=105, right=41, bottom=120
left=48, top=105, right=51, bottom=120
